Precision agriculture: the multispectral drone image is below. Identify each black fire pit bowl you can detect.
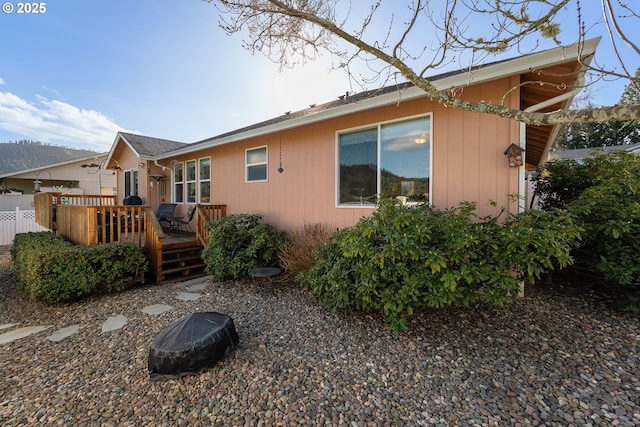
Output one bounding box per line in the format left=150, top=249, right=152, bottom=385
left=148, top=312, right=239, bottom=381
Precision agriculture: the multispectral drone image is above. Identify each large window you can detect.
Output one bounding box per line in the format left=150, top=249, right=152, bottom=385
left=124, top=169, right=138, bottom=197
left=173, top=158, right=212, bottom=204
left=246, top=146, right=268, bottom=182
left=174, top=162, right=184, bottom=203
left=338, top=115, right=431, bottom=206
left=186, top=160, right=197, bottom=203
left=199, top=157, right=211, bottom=203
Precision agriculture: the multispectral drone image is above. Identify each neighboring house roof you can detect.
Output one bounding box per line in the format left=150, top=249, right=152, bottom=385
left=0, top=153, right=109, bottom=179
left=550, top=142, right=640, bottom=161
left=109, top=38, right=600, bottom=168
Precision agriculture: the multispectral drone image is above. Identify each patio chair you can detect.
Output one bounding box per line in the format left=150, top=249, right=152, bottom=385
left=172, top=206, right=196, bottom=233
left=156, top=203, right=177, bottom=232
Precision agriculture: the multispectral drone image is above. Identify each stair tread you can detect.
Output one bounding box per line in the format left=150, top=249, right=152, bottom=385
left=162, top=263, right=206, bottom=275
left=162, top=254, right=203, bottom=264
left=163, top=247, right=202, bottom=255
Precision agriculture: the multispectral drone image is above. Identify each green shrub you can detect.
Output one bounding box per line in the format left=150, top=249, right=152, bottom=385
left=11, top=232, right=148, bottom=304
left=28, top=248, right=98, bottom=304
left=299, top=199, right=580, bottom=332
left=536, top=151, right=640, bottom=310
left=84, top=243, right=148, bottom=293
left=11, top=232, right=72, bottom=294
left=202, top=214, right=284, bottom=281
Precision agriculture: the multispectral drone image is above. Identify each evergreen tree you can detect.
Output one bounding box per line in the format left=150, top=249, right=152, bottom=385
left=555, top=68, right=640, bottom=149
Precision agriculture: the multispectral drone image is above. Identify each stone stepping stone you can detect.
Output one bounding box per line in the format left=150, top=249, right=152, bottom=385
left=101, top=315, right=128, bottom=333
left=0, top=323, right=19, bottom=331
left=0, top=325, right=53, bottom=344
left=47, top=325, right=80, bottom=342
left=142, top=304, right=173, bottom=315
left=176, top=292, right=202, bottom=301
left=186, top=283, right=207, bottom=292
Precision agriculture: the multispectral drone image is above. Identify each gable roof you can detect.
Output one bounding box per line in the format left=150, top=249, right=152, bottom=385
left=117, top=132, right=189, bottom=157
left=113, top=38, right=600, bottom=168
left=104, top=132, right=189, bottom=170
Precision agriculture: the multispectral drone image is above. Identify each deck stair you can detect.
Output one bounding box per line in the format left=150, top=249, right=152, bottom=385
left=160, top=243, right=207, bottom=283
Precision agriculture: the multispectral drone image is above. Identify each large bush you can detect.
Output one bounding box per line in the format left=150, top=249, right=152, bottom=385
left=202, top=214, right=284, bottom=281
left=11, top=232, right=148, bottom=304
left=536, top=151, right=640, bottom=309
left=299, top=200, right=580, bottom=332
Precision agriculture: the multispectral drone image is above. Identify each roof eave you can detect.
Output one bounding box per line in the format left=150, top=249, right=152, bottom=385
left=152, top=38, right=601, bottom=160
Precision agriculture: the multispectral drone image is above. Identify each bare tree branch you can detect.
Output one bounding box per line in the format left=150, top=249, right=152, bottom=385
left=208, top=0, right=640, bottom=124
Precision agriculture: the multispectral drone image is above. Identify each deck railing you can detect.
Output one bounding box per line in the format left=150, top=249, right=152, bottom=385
left=34, top=192, right=117, bottom=231
left=55, top=205, right=148, bottom=247
left=143, top=207, right=167, bottom=282
left=196, top=204, right=227, bottom=247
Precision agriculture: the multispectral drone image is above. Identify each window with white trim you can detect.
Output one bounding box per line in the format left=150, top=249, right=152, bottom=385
left=246, top=146, right=268, bottom=182
left=124, top=169, right=138, bottom=197
left=337, top=115, right=431, bottom=206
left=174, top=162, right=184, bottom=203
left=186, top=160, right=196, bottom=203
left=199, top=157, right=211, bottom=204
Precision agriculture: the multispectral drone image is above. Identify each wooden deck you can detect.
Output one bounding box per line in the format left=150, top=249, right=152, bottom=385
left=32, top=193, right=226, bottom=283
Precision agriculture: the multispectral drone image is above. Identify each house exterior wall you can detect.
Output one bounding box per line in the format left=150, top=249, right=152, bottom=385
left=156, top=77, right=521, bottom=232
left=112, top=144, right=172, bottom=213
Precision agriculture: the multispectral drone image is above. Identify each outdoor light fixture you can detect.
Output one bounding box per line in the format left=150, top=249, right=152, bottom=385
left=504, top=143, right=525, bottom=167
left=33, top=180, right=41, bottom=192
left=414, top=135, right=427, bottom=144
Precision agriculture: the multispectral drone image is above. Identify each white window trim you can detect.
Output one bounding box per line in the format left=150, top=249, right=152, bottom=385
left=199, top=156, right=211, bottom=204
left=335, top=113, right=433, bottom=208
left=173, top=161, right=184, bottom=204
left=185, top=159, right=197, bottom=204
left=245, top=145, right=268, bottom=183
left=124, top=169, right=139, bottom=197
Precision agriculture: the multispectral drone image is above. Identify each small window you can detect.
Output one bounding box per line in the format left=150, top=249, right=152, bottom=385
left=246, top=146, right=268, bottom=182
left=174, top=162, right=184, bottom=203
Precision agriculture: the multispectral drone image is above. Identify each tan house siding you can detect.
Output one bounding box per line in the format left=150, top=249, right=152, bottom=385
left=158, top=77, right=522, bottom=231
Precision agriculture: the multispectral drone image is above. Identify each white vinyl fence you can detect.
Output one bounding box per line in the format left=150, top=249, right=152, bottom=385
left=0, top=208, right=49, bottom=246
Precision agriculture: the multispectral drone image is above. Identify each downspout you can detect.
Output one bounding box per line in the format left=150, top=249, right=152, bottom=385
left=519, top=73, right=586, bottom=213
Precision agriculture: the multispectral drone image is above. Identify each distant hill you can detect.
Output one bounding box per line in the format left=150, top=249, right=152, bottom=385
left=0, top=140, right=100, bottom=175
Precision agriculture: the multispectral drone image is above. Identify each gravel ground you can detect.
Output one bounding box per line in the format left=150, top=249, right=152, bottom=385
left=0, top=249, right=639, bottom=427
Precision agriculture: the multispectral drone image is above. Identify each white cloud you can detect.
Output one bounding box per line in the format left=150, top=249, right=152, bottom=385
left=0, top=91, right=127, bottom=151
left=0, top=77, right=5, bottom=85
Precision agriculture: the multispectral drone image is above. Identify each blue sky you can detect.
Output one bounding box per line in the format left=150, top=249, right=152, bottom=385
left=0, top=1, right=638, bottom=152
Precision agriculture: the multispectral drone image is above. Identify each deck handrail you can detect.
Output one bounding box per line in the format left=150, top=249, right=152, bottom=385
left=144, top=207, right=166, bottom=282
left=196, top=204, right=227, bottom=247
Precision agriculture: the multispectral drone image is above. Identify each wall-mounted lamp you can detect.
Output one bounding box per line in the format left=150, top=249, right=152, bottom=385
left=504, top=143, right=525, bottom=167
left=138, top=162, right=145, bottom=168
left=33, top=179, right=42, bottom=192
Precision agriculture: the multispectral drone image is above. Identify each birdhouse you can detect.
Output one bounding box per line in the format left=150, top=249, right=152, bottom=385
left=504, top=143, right=525, bottom=167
